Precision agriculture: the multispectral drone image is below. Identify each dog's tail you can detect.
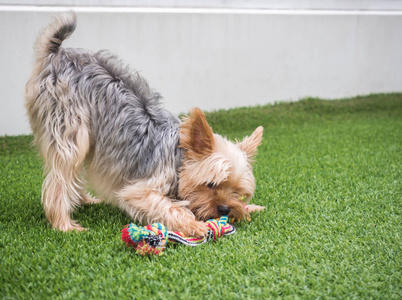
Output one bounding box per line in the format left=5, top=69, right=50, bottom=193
left=33, top=11, right=77, bottom=62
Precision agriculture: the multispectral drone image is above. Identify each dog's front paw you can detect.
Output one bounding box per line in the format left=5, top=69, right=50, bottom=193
left=245, top=204, right=266, bottom=213
left=181, top=220, right=209, bottom=237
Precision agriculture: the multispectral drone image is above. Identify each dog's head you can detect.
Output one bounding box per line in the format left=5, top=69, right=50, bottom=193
left=179, top=108, right=263, bottom=221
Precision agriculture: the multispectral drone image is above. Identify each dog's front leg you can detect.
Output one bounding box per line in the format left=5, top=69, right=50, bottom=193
left=117, top=184, right=208, bottom=237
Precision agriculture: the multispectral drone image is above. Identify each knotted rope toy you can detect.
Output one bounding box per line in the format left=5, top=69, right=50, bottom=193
left=121, top=216, right=236, bottom=256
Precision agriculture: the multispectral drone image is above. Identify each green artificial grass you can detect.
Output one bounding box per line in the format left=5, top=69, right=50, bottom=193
left=1, top=93, right=401, bottom=299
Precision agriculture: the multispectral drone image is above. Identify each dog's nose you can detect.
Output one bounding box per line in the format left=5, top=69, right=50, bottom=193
left=217, top=205, right=230, bottom=216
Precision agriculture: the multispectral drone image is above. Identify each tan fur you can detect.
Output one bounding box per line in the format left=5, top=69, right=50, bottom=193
left=118, top=183, right=206, bottom=236
left=179, top=109, right=264, bottom=222
left=180, top=108, right=216, bottom=158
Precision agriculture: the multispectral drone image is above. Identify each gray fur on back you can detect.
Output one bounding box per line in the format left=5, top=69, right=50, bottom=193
left=50, top=47, right=182, bottom=193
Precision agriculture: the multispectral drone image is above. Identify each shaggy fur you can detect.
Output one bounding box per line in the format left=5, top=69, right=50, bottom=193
left=25, top=12, right=264, bottom=236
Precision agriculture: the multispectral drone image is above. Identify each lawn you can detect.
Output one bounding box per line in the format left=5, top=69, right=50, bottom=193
left=1, top=93, right=401, bottom=299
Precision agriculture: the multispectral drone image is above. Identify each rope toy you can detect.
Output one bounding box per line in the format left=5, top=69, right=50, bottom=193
left=121, top=216, right=236, bottom=256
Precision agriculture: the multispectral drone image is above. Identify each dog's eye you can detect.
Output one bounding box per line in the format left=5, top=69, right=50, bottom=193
left=207, top=182, right=217, bottom=189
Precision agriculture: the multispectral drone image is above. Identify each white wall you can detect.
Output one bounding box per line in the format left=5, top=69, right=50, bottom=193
left=1, top=5, right=402, bottom=135
left=2, top=1, right=402, bottom=10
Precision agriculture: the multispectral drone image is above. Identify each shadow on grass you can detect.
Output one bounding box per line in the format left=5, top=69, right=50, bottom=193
left=73, top=202, right=131, bottom=230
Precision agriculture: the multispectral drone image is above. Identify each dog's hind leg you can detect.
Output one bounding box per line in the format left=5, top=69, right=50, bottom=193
left=81, top=192, right=102, bottom=205
left=117, top=183, right=208, bottom=237
left=39, top=115, right=91, bottom=232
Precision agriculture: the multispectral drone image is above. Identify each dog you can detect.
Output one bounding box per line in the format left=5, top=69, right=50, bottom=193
left=25, top=12, right=264, bottom=236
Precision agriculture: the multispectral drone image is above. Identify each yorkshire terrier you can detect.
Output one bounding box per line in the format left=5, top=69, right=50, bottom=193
left=25, top=12, right=264, bottom=236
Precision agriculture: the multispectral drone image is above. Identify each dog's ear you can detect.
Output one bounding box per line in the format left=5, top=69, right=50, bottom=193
left=180, top=108, right=215, bottom=156
left=237, top=126, right=263, bottom=161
